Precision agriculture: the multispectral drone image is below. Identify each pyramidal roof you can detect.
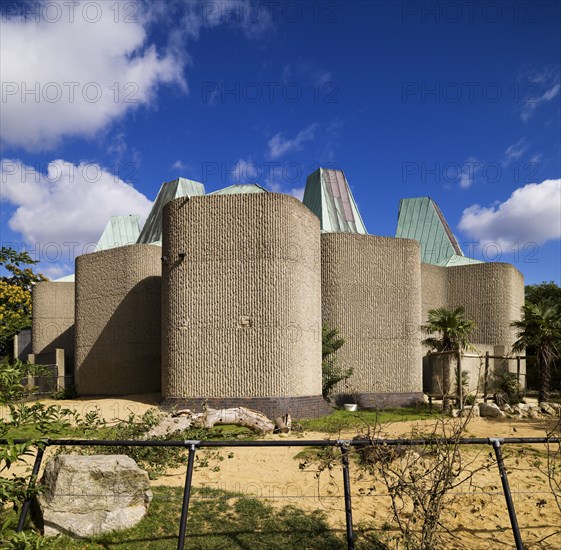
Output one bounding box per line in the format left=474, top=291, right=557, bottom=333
left=395, top=197, right=482, bottom=266
left=209, top=183, right=268, bottom=195
left=302, top=168, right=367, bottom=234
left=137, top=177, right=205, bottom=245
left=96, top=215, right=141, bottom=251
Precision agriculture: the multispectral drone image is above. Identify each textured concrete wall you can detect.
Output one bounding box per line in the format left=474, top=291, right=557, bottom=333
left=321, top=234, right=423, bottom=403
left=420, top=262, right=524, bottom=348
left=161, top=193, right=323, bottom=405
left=420, top=262, right=525, bottom=392
left=420, top=263, right=448, bottom=327
left=32, top=282, right=75, bottom=367
left=447, top=262, right=524, bottom=348
left=75, top=245, right=161, bottom=395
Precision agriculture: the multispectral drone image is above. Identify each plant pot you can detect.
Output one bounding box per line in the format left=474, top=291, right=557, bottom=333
left=343, top=403, right=357, bottom=412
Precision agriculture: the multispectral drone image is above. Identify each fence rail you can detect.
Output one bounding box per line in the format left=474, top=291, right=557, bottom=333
left=2, top=436, right=561, bottom=550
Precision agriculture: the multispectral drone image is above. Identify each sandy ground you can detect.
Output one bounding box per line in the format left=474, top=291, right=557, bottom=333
left=3, top=395, right=561, bottom=549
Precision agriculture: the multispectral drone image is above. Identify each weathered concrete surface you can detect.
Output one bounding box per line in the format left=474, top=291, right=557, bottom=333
left=32, top=282, right=75, bottom=368
left=161, top=193, right=323, bottom=408
left=420, top=263, right=448, bottom=327
left=447, top=262, right=524, bottom=349
left=75, top=244, right=161, bottom=395
left=420, top=262, right=524, bottom=350
left=35, top=455, right=152, bottom=538
left=479, top=402, right=505, bottom=418
left=321, top=233, right=423, bottom=399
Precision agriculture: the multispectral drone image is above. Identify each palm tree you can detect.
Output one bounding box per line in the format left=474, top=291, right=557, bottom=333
left=421, top=307, right=476, bottom=412
left=321, top=324, right=351, bottom=399
left=511, top=301, right=561, bottom=403
left=421, top=307, right=476, bottom=353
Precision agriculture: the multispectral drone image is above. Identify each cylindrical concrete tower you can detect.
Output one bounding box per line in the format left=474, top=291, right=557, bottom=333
left=161, top=193, right=327, bottom=418
left=75, top=244, right=161, bottom=395
left=321, top=233, right=423, bottom=407
left=32, top=281, right=75, bottom=360
left=447, top=262, right=524, bottom=349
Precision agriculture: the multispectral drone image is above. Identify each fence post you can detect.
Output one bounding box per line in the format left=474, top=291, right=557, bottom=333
left=516, top=356, right=521, bottom=391
left=489, top=438, right=523, bottom=550
left=483, top=351, right=490, bottom=401
left=339, top=442, right=355, bottom=550
left=177, top=442, right=198, bottom=550
left=457, top=351, right=463, bottom=410
left=17, top=444, right=46, bottom=532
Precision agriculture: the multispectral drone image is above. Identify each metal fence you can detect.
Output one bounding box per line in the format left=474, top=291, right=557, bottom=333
left=2, top=436, right=561, bottom=550
left=424, top=350, right=534, bottom=407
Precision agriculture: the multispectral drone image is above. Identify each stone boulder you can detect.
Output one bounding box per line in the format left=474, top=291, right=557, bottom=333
left=460, top=405, right=480, bottom=418
left=35, top=455, right=152, bottom=538
left=500, top=404, right=514, bottom=414
left=546, top=402, right=561, bottom=413
left=479, top=402, right=505, bottom=418
left=541, top=403, right=560, bottom=416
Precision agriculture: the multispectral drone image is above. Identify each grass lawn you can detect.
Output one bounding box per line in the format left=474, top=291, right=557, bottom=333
left=3, top=405, right=435, bottom=441
left=299, top=405, right=435, bottom=433
left=28, top=486, right=385, bottom=549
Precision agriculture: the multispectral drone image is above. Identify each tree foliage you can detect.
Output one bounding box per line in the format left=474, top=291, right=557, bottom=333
left=421, top=307, right=476, bottom=413
left=421, top=307, right=476, bottom=352
left=525, top=281, right=561, bottom=307
left=0, top=247, right=46, bottom=356
left=512, top=301, right=561, bottom=402
left=0, top=358, right=50, bottom=546
left=321, top=324, right=351, bottom=398
left=523, top=281, right=561, bottom=391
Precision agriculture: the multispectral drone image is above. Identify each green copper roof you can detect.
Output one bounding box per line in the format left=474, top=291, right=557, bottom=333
left=96, top=215, right=141, bottom=251
left=53, top=274, right=75, bottom=282
left=53, top=214, right=142, bottom=282
left=441, top=253, right=482, bottom=267
left=137, top=177, right=205, bottom=245
left=209, top=184, right=268, bottom=195
left=302, top=168, right=367, bottom=234
left=396, top=197, right=482, bottom=266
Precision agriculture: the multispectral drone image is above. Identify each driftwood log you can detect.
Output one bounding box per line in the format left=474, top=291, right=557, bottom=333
left=274, top=413, right=292, bottom=433
left=148, top=407, right=275, bottom=437
left=198, top=407, right=275, bottom=433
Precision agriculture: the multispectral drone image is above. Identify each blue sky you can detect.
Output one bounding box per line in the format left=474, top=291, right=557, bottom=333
left=1, top=0, right=560, bottom=284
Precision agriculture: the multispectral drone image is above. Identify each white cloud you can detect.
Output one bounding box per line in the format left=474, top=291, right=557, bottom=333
left=459, top=157, right=481, bottom=189
left=520, top=67, right=561, bottom=121
left=0, top=0, right=187, bottom=151
left=458, top=179, right=561, bottom=248
left=40, top=263, right=73, bottom=280
left=503, top=138, right=529, bottom=163
left=267, top=181, right=304, bottom=201
left=107, top=132, right=128, bottom=158
left=171, top=159, right=188, bottom=172
left=153, top=0, right=273, bottom=45
left=267, top=124, right=318, bottom=160
left=289, top=187, right=305, bottom=201
left=529, top=153, right=543, bottom=164
left=279, top=60, right=332, bottom=88
left=231, top=158, right=260, bottom=183
left=316, top=71, right=332, bottom=87
left=0, top=158, right=153, bottom=257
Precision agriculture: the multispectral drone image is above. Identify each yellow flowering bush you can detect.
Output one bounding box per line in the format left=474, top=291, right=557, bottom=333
left=0, top=247, right=46, bottom=355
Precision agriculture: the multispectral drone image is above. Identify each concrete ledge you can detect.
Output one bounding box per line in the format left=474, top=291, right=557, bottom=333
left=333, top=392, right=425, bottom=409
left=160, top=395, right=332, bottom=420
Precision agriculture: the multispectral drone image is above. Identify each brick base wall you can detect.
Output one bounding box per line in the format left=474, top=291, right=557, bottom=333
left=333, top=392, right=424, bottom=409
left=160, top=395, right=332, bottom=420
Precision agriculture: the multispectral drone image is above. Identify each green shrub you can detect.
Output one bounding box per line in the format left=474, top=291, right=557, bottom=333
left=322, top=324, right=352, bottom=398
left=493, top=369, right=523, bottom=406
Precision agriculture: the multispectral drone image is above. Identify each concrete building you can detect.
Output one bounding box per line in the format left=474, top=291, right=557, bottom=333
left=29, top=168, right=524, bottom=417
left=161, top=192, right=327, bottom=418
left=74, top=244, right=161, bottom=395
